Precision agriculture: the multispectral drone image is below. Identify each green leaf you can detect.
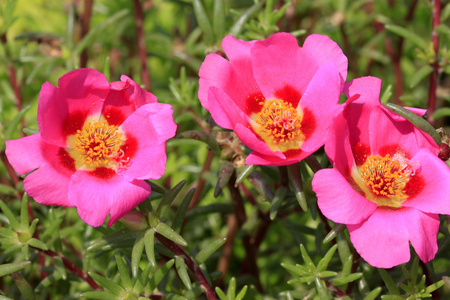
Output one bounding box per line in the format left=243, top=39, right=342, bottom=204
left=433, top=107, right=450, bottom=120
left=281, top=263, right=310, bottom=277
left=435, top=24, right=450, bottom=37
left=86, top=228, right=133, bottom=252
left=214, top=161, right=234, bottom=197
left=213, top=0, right=225, bottom=41
left=156, top=180, right=186, bottom=219
left=229, top=2, right=263, bottom=36
left=81, top=291, right=119, bottom=300
left=409, top=65, right=433, bottom=88
left=144, top=229, right=156, bottom=268
left=4, top=105, right=31, bottom=143
left=215, top=287, right=227, bottom=300
left=379, top=269, right=400, bottom=295
left=22, top=128, right=39, bottom=135
left=148, top=259, right=175, bottom=293
left=383, top=103, right=441, bottom=145
left=114, top=252, right=132, bottom=290
left=0, top=200, right=20, bottom=230
left=323, top=224, right=346, bottom=244
left=317, top=244, right=337, bottom=272
left=300, top=244, right=315, bottom=271
left=172, top=188, right=194, bottom=233
left=288, top=164, right=308, bottom=211
left=28, top=238, right=48, bottom=251
left=35, top=271, right=63, bottom=292
left=9, top=272, right=35, bottom=300
left=332, top=273, right=363, bottom=286
left=89, top=272, right=125, bottom=295
left=0, top=184, right=18, bottom=197
left=131, top=232, right=145, bottom=277
left=195, top=237, right=227, bottom=265
left=0, top=261, right=31, bottom=277
left=175, top=256, right=192, bottom=290
left=363, top=287, right=382, bottom=300
left=314, top=277, right=331, bottom=299
left=385, top=24, right=428, bottom=50
left=235, top=165, right=256, bottom=185
left=176, top=130, right=220, bottom=155
left=227, top=277, right=236, bottom=300
left=20, top=193, right=29, bottom=231
left=192, top=0, right=214, bottom=45
left=155, top=222, right=188, bottom=246
left=270, top=187, right=287, bottom=220
left=235, top=285, right=248, bottom=300
left=424, top=279, right=445, bottom=294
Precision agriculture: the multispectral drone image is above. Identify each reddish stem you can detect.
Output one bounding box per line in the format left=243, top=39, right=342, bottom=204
left=427, top=0, right=441, bottom=126
left=79, top=0, right=93, bottom=68
left=132, top=0, right=152, bottom=91
left=156, top=233, right=217, bottom=300
left=188, top=149, right=214, bottom=210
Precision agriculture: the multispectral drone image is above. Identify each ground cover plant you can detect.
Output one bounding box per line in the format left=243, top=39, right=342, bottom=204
left=1, top=0, right=450, bottom=299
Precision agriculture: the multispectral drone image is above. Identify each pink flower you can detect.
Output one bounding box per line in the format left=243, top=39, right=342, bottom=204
left=312, top=77, right=450, bottom=268
left=199, top=33, right=347, bottom=166
left=6, top=69, right=176, bottom=227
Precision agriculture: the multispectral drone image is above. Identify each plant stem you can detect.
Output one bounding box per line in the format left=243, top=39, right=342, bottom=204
left=79, top=0, right=93, bottom=68
left=132, top=0, right=152, bottom=91
left=427, top=0, right=441, bottom=126
left=155, top=233, right=217, bottom=300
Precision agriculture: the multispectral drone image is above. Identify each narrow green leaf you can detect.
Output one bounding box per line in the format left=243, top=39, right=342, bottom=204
left=20, top=193, right=29, bottom=231
left=213, top=0, right=225, bottom=40
left=0, top=184, right=18, bottom=197
left=28, top=238, right=48, bottom=251
left=80, top=291, right=119, bottom=300
left=317, top=244, right=338, bottom=272
left=288, top=164, right=308, bottom=211
left=215, top=287, right=227, bottom=300
left=22, top=128, right=39, bottom=135
left=53, top=256, right=67, bottom=280
left=363, top=287, right=382, bottom=300
left=148, top=259, right=175, bottom=293
left=192, top=0, right=214, bottom=45
left=435, top=24, right=450, bottom=37
left=131, top=232, right=145, bottom=277
left=433, top=107, right=450, bottom=120
left=227, top=277, right=236, bottom=300
left=424, top=279, right=445, bottom=294
left=21, top=244, right=29, bottom=260
left=300, top=244, right=315, bottom=271
left=323, top=224, right=346, bottom=244
left=235, top=285, right=248, bottom=300
left=89, top=272, right=125, bottom=295
left=332, top=273, right=363, bottom=286
left=176, top=130, right=220, bottom=155
left=270, top=187, right=287, bottom=220
left=385, top=24, right=428, bottom=49
left=195, top=238, right=226, bottom=265
left=314, top=277, right=331, bottom=299
left=383, top=103, right=441, bottom=145
left=175, top=256, right=192, bottom=290
left=86, top=228, right=132, bottom=252
left=229, top=2, right=263, bottom=36
left=281, top=263, right=310, bottom=277
left=114, top=252, right=133, bottom=290
left=0, top=200, right=20, bottom=230
left=35, top=271, right=62, bottom=292
left=4, top=105, right=31, bottom=142
left=155, top=180, right=186, bottom=219
left=0, top=261, right=30, bottom=277
left=214, top=161, right=234, bottom=197
left=379, top=269, right=400, bottom=295
left=144, top=229, right=156, bottom=268
left=10, top=272, right=35, bottom=300
left=172, top=188, right=194, bottom=233
left=155, top=222, right=188, bottom=247
left=235, top=165, right=256, bottom=185
left=103, top=56, right=110, bottom=81
left=409, top=65, right=433, bottom=88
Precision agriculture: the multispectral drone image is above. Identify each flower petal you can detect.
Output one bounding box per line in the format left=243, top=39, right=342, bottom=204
left=5, top=133, right=46, bottom=174
left=402, top=149, right=450, bottom=214
left=38, top=69, right=110, bottom=147
left=119, top=103, right=176, bottom=180
left=69, top=171, right=151, bottom=227
left=313, top=168, right=377, bottom=224
left=347, top=207, right=439, bottom=268
left=299, top=62, right=341, bottom=152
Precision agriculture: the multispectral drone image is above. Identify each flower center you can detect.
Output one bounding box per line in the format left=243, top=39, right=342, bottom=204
left=254, top=99, right=302, bottom=145
left=73, top=120, right=123, bottom=168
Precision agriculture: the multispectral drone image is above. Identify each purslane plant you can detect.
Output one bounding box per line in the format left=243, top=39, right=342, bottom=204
left=312, top=76, right=450, bottom=268
left=5, top=68, right=176, bottom=227
left=198, top=32, right=347, bottom=166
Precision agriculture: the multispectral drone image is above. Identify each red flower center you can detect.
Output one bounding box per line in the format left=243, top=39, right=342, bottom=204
left=254, top=99, right=303, bottom=145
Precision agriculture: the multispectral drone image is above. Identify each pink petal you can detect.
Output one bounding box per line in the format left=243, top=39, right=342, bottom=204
left=234, top=123, right=284, bottom=158
left=69, top=171, right=151, bottom=227
left=23, top=164, right=72, bottom=207
left=299, top=62, right=341, bottom=152
left=207, top=86, right=246, bottom=129
left=348, top=207, right=439, bottom=268
left=302, top=34, right=348, bottom=86
left=251, top=33, right=307, bottom=99
left=119, top=103, right=176, bottom=180
left=402, top=149, right=450, bottom=214
left=221, top=34, right=257, bottom=61
left=5, top=134, right=46, bottom=174
left=38, top=69, right=110, bottom=147
left=313, top=168, right=377, bottom=224
left=244, top=150, right=306, bottom=166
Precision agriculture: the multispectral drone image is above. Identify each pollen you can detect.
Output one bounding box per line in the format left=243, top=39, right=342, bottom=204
left=255, top=99, right=302, bottom=145
left=73, top=120, right=123, bottom=168
left=360, top=154, right=408, bottom=200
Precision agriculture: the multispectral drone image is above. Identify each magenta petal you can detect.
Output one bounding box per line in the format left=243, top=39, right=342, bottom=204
left=403, top=149, right=450, bottom=214
left=119, top=75, right=157, bottom=107
left=5, top=133, right=45, bottom=174
left=69, top=171, right=151, bottom=227
left=244, top=151, right=304, bottom=167
left=120, top=103, right=176, bottom=180
left=222, top=35, right=257, bottom=61
left=348, top=207, right=439, bottom=268
left=23, top=164, right=71, bottom=207
left=299, top=62, right=341, bottom=152
left=344, top=77, right=381, bottom=102
left=234, top=123, right=283, bottom=158
left=313, top=168, right=377, bottom=224
left=302, top=34, right=348, bottom=86
left=207, top=86, right=248, bottom=130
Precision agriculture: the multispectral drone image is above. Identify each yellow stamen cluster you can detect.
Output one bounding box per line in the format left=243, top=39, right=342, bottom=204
left=73, top=120, right=122, bottom=167
left=360, top=154, right=407, bottom=199
left=255, top=99, right=302, bottom=145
